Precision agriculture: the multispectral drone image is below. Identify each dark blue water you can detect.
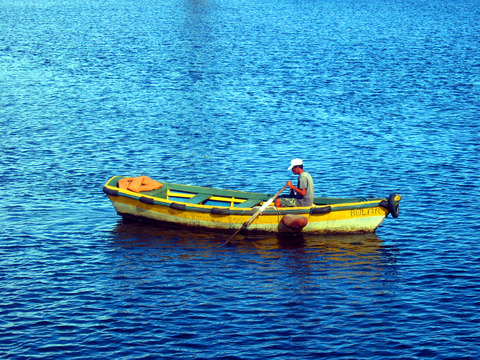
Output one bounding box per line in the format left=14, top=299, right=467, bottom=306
left=1, top=0, right=479, bottom=358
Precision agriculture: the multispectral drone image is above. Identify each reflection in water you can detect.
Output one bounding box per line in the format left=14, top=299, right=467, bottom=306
left=108, top=219, right=401, bottom=339
left=245, top=231, right=400, bottom=290
left=110, top=218, right=399, bottom=282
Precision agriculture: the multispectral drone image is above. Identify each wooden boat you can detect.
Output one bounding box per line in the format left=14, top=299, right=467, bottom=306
left=103, top=175, right=401, bottom=234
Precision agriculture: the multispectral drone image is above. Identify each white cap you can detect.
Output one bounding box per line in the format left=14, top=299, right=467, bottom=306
left=288, top=158, right=303, bottom=170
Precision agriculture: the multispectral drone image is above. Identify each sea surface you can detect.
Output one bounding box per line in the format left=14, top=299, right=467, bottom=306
left=1, top=0, right=479, bottom=358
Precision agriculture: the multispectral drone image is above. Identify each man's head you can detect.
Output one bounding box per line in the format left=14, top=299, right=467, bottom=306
left=288, top=158, right=303, bottom=170
left=288, top=159, right=304, bottom=174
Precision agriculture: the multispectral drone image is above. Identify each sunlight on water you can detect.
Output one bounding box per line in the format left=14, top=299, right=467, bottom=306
left=1, top=0, right=479, bottom=359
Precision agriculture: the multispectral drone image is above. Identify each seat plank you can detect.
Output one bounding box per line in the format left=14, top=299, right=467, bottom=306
left=182, top=193, right=211, bottom=204
left=234, top=199, right=261, bottom=208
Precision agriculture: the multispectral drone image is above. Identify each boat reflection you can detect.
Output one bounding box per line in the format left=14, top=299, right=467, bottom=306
left=110, top=218, right=397, bottom=260
left=110, top=219, right=399, bottom=288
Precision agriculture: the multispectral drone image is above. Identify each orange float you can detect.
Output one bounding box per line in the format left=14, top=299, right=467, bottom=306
left=118, top=176, right=163, bottom=192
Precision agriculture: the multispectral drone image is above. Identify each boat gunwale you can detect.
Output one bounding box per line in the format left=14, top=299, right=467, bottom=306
left=103, top=176, right=395, bottom=216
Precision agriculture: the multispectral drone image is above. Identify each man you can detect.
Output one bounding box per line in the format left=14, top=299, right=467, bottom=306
left=274, top=159, right=315, bottom=207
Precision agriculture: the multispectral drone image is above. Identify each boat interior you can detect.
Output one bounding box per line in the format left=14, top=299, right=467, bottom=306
left=106, top=176, right=378, bottom=208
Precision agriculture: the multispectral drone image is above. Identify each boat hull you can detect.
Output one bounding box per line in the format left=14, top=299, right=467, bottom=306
left=103, top=176, right=400, bottom=235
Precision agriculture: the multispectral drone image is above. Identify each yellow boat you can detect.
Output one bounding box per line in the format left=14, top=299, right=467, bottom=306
left=103, top=175, right=401, bottom=234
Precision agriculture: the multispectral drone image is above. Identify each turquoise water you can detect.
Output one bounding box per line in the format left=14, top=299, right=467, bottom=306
left=1, top=0, right=479, bottom=358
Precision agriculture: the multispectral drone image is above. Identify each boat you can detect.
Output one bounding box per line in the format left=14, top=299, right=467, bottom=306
left=103, top=175, right=401, bottom=234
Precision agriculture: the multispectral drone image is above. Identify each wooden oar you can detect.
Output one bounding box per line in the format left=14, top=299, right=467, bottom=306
left=221, top=184, right=289, bottom=246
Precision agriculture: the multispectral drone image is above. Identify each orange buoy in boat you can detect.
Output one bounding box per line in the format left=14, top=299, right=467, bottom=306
left=118, top=176, right=163, bottom=192
left=282, top=214, right=308, bottom=229
left=118, top=178, right=131, bottom=190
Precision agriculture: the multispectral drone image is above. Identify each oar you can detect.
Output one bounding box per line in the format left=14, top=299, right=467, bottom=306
left=221, top=184, right=288, bottom=246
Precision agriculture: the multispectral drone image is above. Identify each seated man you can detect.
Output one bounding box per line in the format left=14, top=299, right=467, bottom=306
left=275, top=158, right=314, bottom=207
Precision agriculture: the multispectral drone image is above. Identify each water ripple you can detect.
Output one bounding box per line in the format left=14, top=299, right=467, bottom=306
left=1, top=0, right=480, bottom=359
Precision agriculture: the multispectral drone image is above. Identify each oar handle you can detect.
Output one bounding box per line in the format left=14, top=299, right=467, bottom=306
left=221, top=184, right=289, bottom=246
left=243, top=184, right=288, bottom=228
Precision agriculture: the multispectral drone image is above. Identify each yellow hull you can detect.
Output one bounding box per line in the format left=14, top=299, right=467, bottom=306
left=111, top=199, right=387, bottom=233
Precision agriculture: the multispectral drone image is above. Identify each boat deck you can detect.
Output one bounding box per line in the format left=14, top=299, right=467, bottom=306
left=105, top=176, right=375, bottom=209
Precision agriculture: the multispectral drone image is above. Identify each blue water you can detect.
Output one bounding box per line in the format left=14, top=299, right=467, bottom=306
left=1, top=0, right=479, bottom=358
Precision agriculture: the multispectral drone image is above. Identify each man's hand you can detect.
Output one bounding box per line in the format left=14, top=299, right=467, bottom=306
left=286, top=181, right=306, bottom=196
